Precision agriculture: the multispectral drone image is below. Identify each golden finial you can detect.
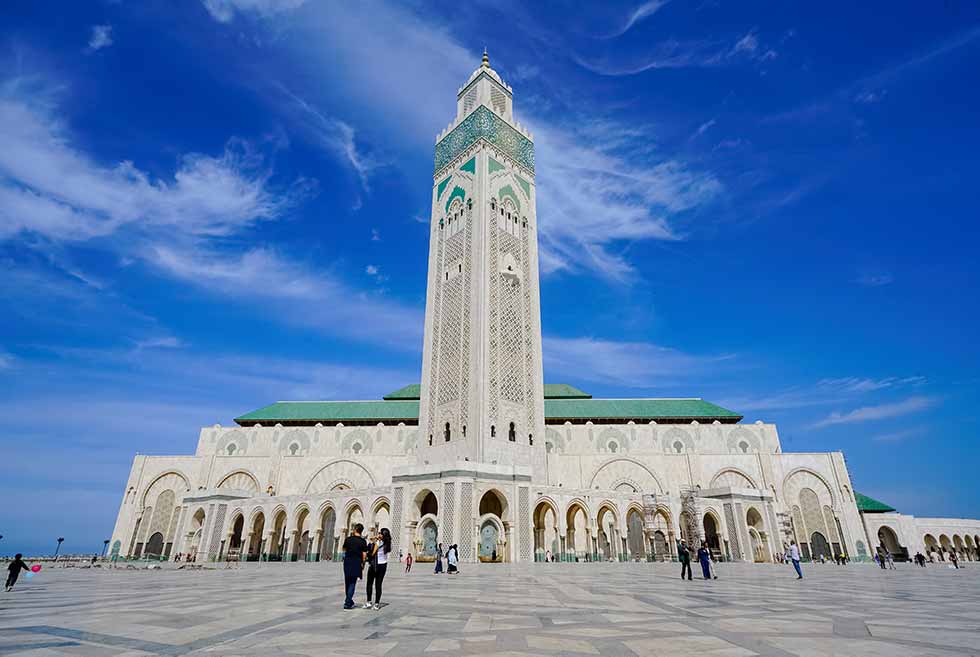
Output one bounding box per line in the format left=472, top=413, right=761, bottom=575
left=482, top=48, right=489, bottom=68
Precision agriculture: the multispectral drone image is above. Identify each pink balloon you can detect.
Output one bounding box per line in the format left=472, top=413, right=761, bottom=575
left=30, top=564, right=42, bottom=573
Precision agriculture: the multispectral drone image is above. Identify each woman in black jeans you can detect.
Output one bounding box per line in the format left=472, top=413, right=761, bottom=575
left=364, top=528, right=392, bottom=610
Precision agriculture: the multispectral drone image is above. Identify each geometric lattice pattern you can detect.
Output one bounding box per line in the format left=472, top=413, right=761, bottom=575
left=518, top=487, right=531, bottom=561
left=460, top=482, right=473, bottom=561
left=724, top=502, right=741, bottom=560
left=443, top=482, right=456, bottom=547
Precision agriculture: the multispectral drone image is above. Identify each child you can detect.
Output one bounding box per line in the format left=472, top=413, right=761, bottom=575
left=6, top=554, right=32, bottom=592
left=405, top=552, right=413, bottom=573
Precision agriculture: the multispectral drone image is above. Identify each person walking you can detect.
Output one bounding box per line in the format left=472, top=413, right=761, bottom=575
left=885, top=551, right=896, bottom=570
left=5, top=554, right=32, bottom=592
left=678, top=540, right=692, bottom=581
left=447, top=544, right=459, bottom=574
left=789, top=540, right=803, bottom=579
left=697, top=543, right=712, bottom=580
left=364, top=528, right=391, bottom=610
left=951, top=551, right=960, bottom=569
left=434, top=543, right=443, bottom=574
left=405, top=552, right=413, bottom=573
left=342, top=523, right=368, bottom=610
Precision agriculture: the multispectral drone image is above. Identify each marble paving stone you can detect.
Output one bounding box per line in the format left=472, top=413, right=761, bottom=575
left=1, top=562, right=979, bottom=657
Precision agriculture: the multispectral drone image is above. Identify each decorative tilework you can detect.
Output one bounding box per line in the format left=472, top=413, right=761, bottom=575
left=435, top=106, right=534, bottom=175
left=488, top=156, right=505, bottom=174
left=391, top=486, right=404, bottom=555
left=460, top=157, right=476, bottom=174
left=498, top=184, right=521, bottom=212
left=516, top=174, right=531, bottom=199
left=436, top=175, right=452, bottom=200
left=519, top=487, right=531, bottom=562
left=445, top=185, right=467, bottom=213
left=724, top=502, right=741, bottom=561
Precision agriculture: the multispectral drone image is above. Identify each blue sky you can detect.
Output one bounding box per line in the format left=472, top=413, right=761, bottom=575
left=2, top=0, right=979, bottom=556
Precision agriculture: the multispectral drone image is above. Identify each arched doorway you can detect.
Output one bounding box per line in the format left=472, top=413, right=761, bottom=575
left=248, top=512, right=265, bottom=560
left=953, top=535, right=966, bottom=560
left=320, top=507, right=336, bottom=561
left=650, top=509, right=672, bottom=561
left=878, top=526, right=906, bottom=561
left=597, top=505, right=618, bottom=561
left=479, top=518, right=502, bottom=561
left=187, top=508, right=206, bottom=561
left=479, top=490, right=507, bottom=562
left=940, top=534, right=952, bottom=560
left=810, top=532, right=831, bottom=561
left=294, top=508, right=310, bottom=562
left=746, top=508, right=770, bottom=562
left=227, top=515, right=244, bottom=560
left=372, top=500, right=391, bottom=534
left=269, top=509, right=288, bottom=560
left=703, top=513, right=721, bottom=554
left=533, top=500, right=558, bottom=561
left=627, top=508, right=646, bottom=561
left=566, top=503, right=589, bottom=561
left=923, top=533, right=939, bottom=557
left=145, top=532, right=164, bottom=558
left=417, top=518, right=438, bottom=559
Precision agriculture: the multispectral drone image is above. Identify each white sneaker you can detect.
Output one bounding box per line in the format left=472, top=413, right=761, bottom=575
left=363, top=601, right=372, bottom=609
left=373, top=603, right=380, bottom=610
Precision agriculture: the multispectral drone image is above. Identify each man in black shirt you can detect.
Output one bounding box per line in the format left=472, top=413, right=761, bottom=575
left=342, top=523, right=368, bottom=609
left=6, top=554, right=32, bottom=592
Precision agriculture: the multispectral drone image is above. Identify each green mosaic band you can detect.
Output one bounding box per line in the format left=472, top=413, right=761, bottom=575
left=435, top=106, right=534, bottom=175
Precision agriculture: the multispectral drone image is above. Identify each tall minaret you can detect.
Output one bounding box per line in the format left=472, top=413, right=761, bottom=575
left=418, top=51, right=546, bottom=472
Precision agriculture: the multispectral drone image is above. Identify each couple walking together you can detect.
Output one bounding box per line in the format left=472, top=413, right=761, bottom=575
left=433, top=543, right=460, bottom=574
left=342, top=524, right=392, bottom=610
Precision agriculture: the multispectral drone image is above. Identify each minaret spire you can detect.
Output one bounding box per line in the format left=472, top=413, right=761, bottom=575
left=482, top=48, right=489, bottom=68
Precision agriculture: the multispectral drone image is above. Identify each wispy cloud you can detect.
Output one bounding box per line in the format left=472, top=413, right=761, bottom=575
left=598, top=1, right=670, bottom=39
left=856, top=272, right=893, bottom=287
left=85, top=25, right=113, bottom=53
left=133, top=336, right=183, bottom=350
left=690, top=118, right=716, bottom=140
left=202, top=0, right=307, bottom=23
left=871, top=427, right=925, bottom=443
left=0, top=351, right=14, bottom=369
left=275, top=84, right=382, bottom=191
left=812, top=395, right=938, bottom=428
left=818, top=376, right=925, bottom=393
left=0, top=74, right=420, bottom=350
left=720, top=375, right=927, bottom=412
left=543, top=336, right=734, bottom=388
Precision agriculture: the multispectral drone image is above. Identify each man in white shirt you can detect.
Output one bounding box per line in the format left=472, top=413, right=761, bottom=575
left=789, top=541, right=803, bottom=579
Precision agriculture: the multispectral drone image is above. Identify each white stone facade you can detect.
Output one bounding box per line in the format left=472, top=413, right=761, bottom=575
left=108, top=54, right=979, bottom=566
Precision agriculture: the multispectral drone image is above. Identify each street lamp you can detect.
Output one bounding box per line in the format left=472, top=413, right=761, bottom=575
left=54, top=537, right=65, bottom=560
left=102, top=539, right=110, bottom=559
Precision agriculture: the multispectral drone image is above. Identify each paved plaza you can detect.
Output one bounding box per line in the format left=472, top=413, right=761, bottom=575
left=1, top=561, right=978, bottom=657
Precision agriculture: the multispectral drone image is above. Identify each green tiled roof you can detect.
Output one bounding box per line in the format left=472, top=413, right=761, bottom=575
left=383, top=384, right=422, bottom=400
left=235, top=400, right=420, bottom=424
left=543, top=384, right=591, bottom=399
left=235, top=395, right=740, bottom=425
left=854, top=492, right=896, bottom=513
left=544, top=398, right=740, bottom=422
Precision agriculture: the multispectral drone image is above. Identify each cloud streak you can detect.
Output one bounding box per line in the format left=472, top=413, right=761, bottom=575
left=812, top=395, right=937, bottom=428
left=85, top=25, right=113, bottom=53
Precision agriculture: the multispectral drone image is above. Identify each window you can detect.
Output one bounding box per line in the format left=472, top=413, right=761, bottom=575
left=546, top=442, right=553, bottom=454
left=508, top=422, right=516, bottom=442
left=289, top=442, right=300, bottom=456
left=462, top=425, right=467, bottom=437
left=490, top=199, right=496, bottom=210
left=490, top=425, right=496, bottom=437
left=458, top=263, right=462, bottom=272
left=529, top=433, right=533, bottom=446
left=352, top=443, right=362, bottom=455
left=673, top=441, right=683, bottom=454
left=739, top=441, right=749, bottom=454
left=226, top=443, right=237, bottom=456
left=428, top=434, right=433, bottom=446
left=444, top=422, right=451, bottom=442
left=467, top=199, right=473, bottom=210
left=608, top=441, right=617, bottom=453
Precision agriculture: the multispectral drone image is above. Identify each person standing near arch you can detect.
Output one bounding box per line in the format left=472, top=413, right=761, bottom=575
left=342, top=523, right=368, bottom=610
left=434, top=543, right=444, bottom=574
left=678, top=540, right=692, bottom=581
left=789, top=540, right=803, bottom=579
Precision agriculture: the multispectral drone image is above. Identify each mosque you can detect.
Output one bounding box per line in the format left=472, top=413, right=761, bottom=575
left=109, top=53, right=980, bottom=566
